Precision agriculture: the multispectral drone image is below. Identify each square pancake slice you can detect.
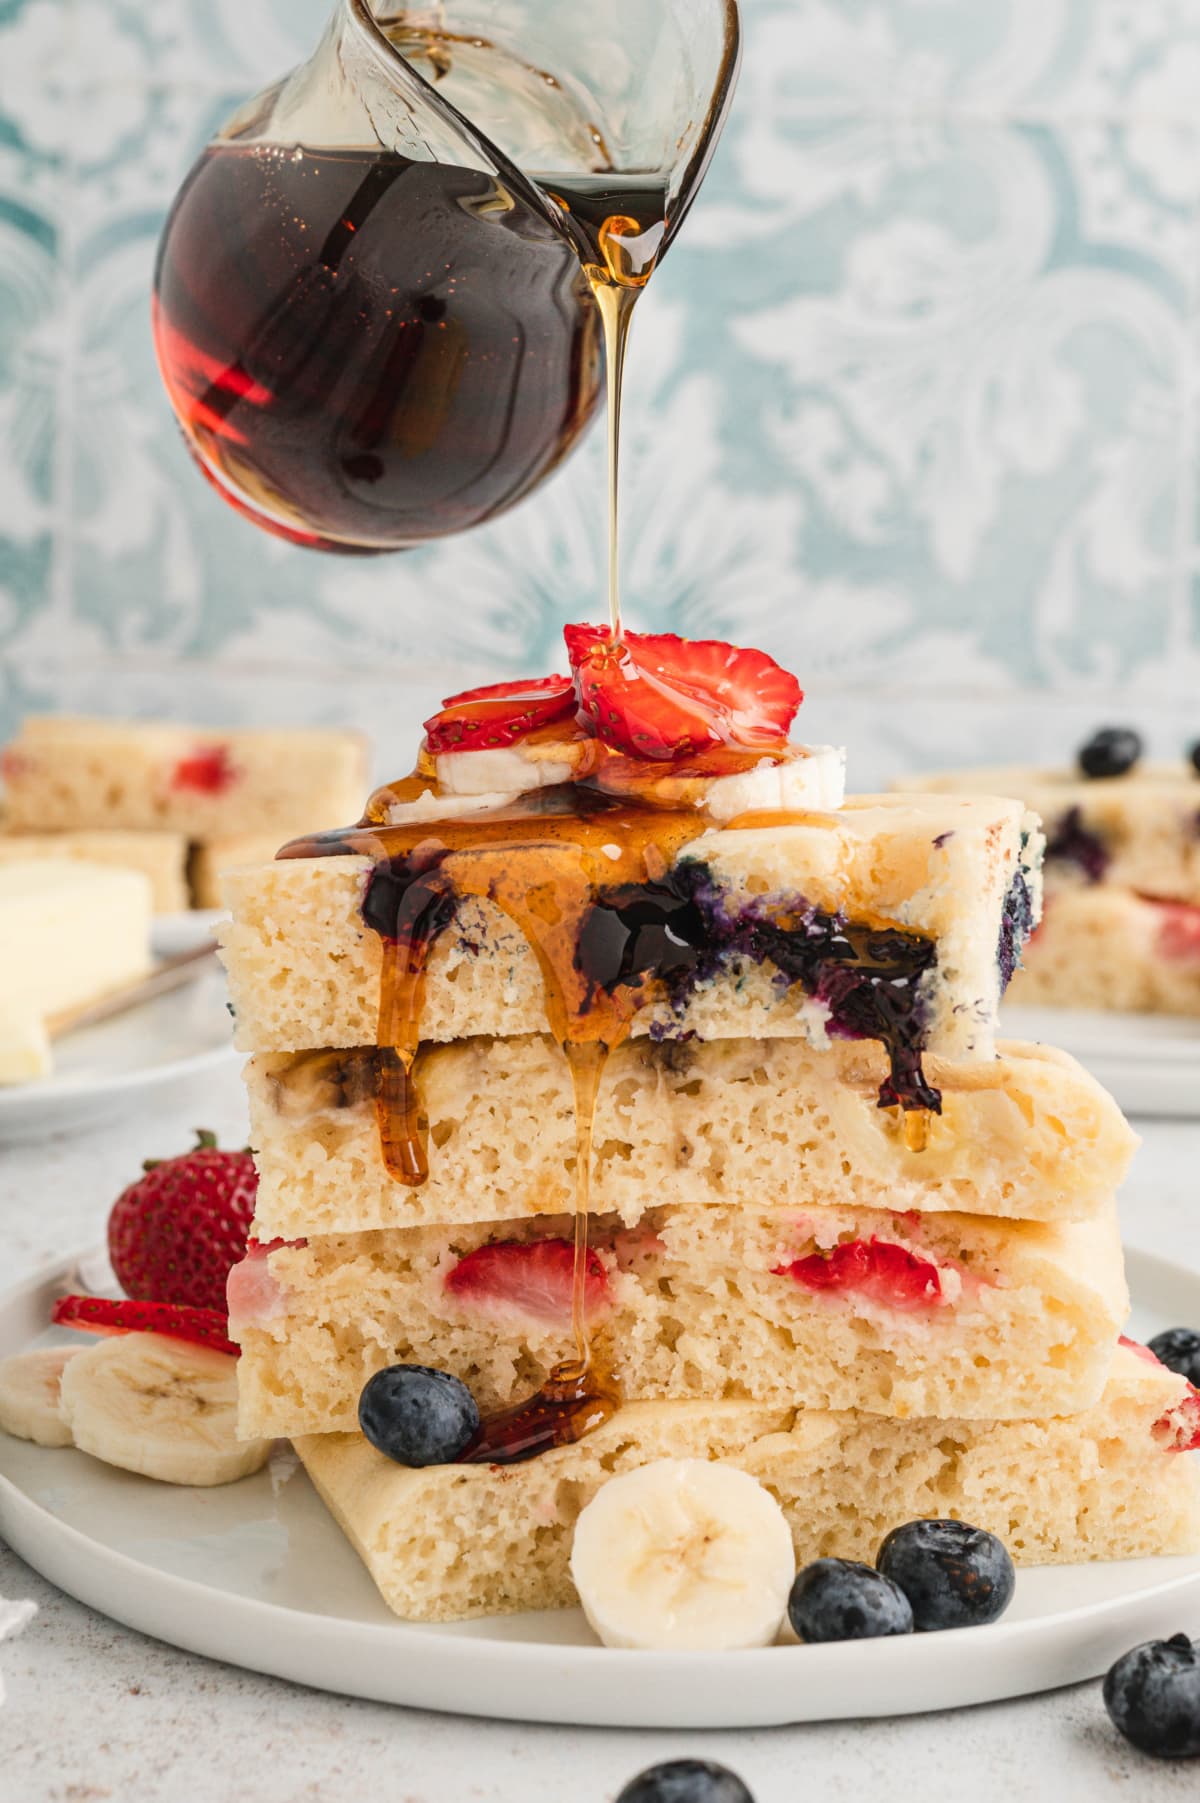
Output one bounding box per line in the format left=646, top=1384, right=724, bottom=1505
left=232, top=1199, right=1127, bottom=1437
left=244, top=1034, right=1135, bottom=1238
left=295, top=1344, right=1200, bottom=1622
left=220, top=793, right=1044, bottom=1086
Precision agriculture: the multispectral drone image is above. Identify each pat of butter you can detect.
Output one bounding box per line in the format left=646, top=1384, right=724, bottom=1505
left=0, top=1009, right=52, bottom=1086
left=0, top=859, right=152, bottom=1030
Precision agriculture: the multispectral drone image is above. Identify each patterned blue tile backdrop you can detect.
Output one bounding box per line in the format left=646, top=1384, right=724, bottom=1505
left=3, top=0, right=1200, bottom=785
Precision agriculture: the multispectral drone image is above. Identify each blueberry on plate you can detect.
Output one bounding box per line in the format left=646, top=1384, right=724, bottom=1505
left=1103, top=1634, right=1200, bottom=1758
left=876, top=1518, right=1015, bottom=1631
left=787, top=1558, right=913, bottom=1643
left=1078, top=727, right=1142, bottom=780
left=1147, top=1327, right=1200, bottom=1388
left=358, top=1363, right=480, bottom=1466
left=616, top=1759, right=755, bottom=1803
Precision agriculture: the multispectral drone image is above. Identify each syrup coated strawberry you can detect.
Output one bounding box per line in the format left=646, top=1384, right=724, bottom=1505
left=565, top=624, right=802, bottom=759
left=444, top=1239, right=610, bottom=1324
left=107, top=1130, right=258, bottom=1313
left=424, top=675, right=575, bottom=752
left=52, top=1295, right=239, bottom=1359
left=774, top=1237, right=943, bottom=1309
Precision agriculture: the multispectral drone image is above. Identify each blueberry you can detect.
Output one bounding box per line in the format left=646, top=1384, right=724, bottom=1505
left=1103, top=1633, right=1200, bottom=1758
left=876, top=1518, right=1015, bottom=1630
left=616, top=1760, right=755, bottom=1803
left=1191, top=741, right=1200, bottom=778
left=357, top=1364, right=480, bottom=1466
left=1078, top=727, right=1142, bottom=780
left=787, top=1558, right=913, bottom=1643
left=1147, top=1327, right=1200, bottom=1387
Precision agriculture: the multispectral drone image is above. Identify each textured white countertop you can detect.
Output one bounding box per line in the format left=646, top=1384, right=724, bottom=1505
left=1, top=1060, right=1199, bottom=1803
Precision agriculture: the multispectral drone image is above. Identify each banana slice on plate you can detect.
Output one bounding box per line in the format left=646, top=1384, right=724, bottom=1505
left=570, top=1457, right=795, bottom=1651
left=58, top=1332, right=270, bottom=1487
left=0, top=1346, right=80, bottom=1447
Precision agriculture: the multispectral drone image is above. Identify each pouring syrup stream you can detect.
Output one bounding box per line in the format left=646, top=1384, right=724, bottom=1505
left=546, top=175, right=669, bottom=640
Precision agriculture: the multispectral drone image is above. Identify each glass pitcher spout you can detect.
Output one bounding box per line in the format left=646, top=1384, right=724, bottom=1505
left=332, top=2, right=742, bottom=263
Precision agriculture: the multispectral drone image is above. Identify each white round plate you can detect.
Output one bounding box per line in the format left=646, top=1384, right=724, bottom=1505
left=1003, top=1003, right=1200, bottom=1119
left=0, top=912, right=235, bottom=1143
left=1, top=1248, right=1198, bottom=1726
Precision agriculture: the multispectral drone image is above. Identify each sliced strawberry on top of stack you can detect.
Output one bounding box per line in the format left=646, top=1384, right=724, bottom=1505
left=423, top=675, right=576, bottom=753
left=422, top=629, right=803, bottom=763
left=565, top=624, right=803, bottom=760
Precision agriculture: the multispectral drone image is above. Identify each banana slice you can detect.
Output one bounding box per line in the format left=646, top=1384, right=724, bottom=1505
left=0, top=1346, right=80, bottom=1446
left=570, top=1457, right=795, bottom=1651
left=435, top=738, right=847, bottom=818
left=377, top=784, right=523, bottom=822
left=59, top=1333, right=271, bottom=1487
left=435, top=744, right=573, bottom=797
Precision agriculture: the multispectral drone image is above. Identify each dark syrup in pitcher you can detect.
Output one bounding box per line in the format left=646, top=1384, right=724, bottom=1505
left=152, top=143, right=604, bottom=552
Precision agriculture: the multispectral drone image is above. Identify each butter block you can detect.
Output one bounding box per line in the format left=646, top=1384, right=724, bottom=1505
left=0, top=826, right=188, bottom=914
left=0, top=861, right=152, bottom=1082
left=0, top=1008, right=51, bottom=1084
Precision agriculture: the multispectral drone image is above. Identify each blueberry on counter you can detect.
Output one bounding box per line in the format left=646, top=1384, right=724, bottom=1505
left=616, top=1760, right=755, bottom=1803
left=876, top=1518, right=1015, bottom=1630
left=1103, top=1634, right=1200, bottom=1758
left=787, top=1558, right=913, bottom=1643
left=1147, top=1327, right=1200, bottom=1387
left=1078, top=727, right=1142, bottom=780
left=358, top=1363, right=480, bottom=1466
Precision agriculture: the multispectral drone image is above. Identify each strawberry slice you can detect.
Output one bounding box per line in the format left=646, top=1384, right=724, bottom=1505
left=51, top=1295, right=239, bottom=1358
left=565, top=624, right=802, bottom=760
left=171, top=744, right=237, bottom=794
left=1153, top=1389, right=1200, bottom=1454
left=424, top=675, right=575, bottom=753
left=443, top=1239, right=610, bottom=1325
left=1119, top=1333, right=1162, bottom=1366
left=1155, top=900, right=1200, bottom=963
left=1121, top=1337, right=1200, bottom=1452
left=773, top=1237, right=944, bottom=1309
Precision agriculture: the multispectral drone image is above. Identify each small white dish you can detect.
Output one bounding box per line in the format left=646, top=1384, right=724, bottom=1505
left=0, top=1246, right=1197, bottom=1726
left=0, top=913, right=234, bottom=1143
left=1003, top=1004, right=1200, bottom=1119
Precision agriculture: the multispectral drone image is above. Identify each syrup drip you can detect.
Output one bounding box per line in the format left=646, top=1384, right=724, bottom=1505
left=458, top=1357, right=617, bottom=1464
left=546, top=176, right=670, bottom=640
left=902, top=1110, right=929, bottom=1154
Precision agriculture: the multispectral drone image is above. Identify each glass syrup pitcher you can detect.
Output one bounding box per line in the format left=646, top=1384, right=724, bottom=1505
left=151, top=1, right=740, bottom=563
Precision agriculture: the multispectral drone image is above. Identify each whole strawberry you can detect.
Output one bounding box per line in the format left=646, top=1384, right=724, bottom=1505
left=107, top=1130, right=257, bottom=1313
